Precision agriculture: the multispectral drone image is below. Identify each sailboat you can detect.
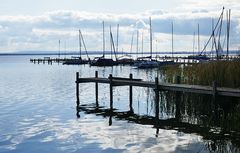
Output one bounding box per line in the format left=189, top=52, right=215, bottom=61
left=63, top=30, right=90, bottom=65
left=90, top=22, right=115, bottom=66
left=135, top=17, right=159, bottom=68
left=117, top=25, right=134, bottom=65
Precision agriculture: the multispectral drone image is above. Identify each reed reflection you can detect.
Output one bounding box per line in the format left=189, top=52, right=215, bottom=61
left=76, top=89, right=240, bottom=152
left=75, top=62, right=239, bottom=152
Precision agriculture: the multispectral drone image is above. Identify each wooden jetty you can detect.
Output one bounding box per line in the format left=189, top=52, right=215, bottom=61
left=29, top=54, right=240, bottom=67
left=75, top=71, right=240, bottom=109
left=30, top=57, right=66, bottom=64
left=75, top=71, right=240, bottom=143
left=30, top=57, right=89, bottom=65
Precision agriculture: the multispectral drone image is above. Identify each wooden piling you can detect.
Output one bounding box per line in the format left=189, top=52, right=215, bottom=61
left=175, top=75, right=181, bottom=120
left=95, top=71, right=99, bottom=107
left=212, top=81, right=218, bottom=111
left=129, top=73, right=133, bottom=112
left=76, top=72, right=80, bottom=107
left=155, top=77, right=159, bottom=121
left=212, top=81, right=217, bottom=98
left=109, top=74, right=113, bottom=109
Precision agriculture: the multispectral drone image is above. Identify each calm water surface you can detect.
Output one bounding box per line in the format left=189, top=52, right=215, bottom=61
left=0, top=55, right=239, bottom=153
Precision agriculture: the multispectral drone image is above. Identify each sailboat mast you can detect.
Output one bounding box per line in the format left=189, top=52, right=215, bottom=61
left=227, top=9, right=231, bottom=60
left=136, top=30, right=139, bottom=59
left=103, top=21, right=105, bottom=57
left=211, top=18, right=214, bottom=58
left=110, top=26, right=112, bottom=59
left=79, top=30, right=89, bottom=59
left=64, top=40, right=66, bottom=59
left=172, top=21, right=174, bottom=58
left=193, top=32, right=195, bottom=55
left=198, top=23, right=200, bottom=55
left=218, top=13, right=224, bottom=56
left=110, top=26, right=118, bottom=61
left=116, top=24, right=119, bottom=53
left=142, top=31, right=144, bottom=57
left=216, top=8, right=224, bottom=59
left=130, top=32, right=134, bottom=56
left=58, top=40, right=60, bottom=58
left=149, top=17, right=153, bottom=58
left=79, top=30, right=82, bottom=58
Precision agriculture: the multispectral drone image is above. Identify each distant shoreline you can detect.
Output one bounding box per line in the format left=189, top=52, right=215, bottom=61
left=0, top=50, right=239, bottom=56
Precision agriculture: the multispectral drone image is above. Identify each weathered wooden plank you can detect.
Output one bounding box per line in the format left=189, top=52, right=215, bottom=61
left=159, top=83, right=213, bottom=95
left=218, top=87, right=240, bottom=97
left=77, top=78, right=110, bottom=83
left=112, top=79, right=155, bottom=88
left=112, top=76, right=142, bottom=81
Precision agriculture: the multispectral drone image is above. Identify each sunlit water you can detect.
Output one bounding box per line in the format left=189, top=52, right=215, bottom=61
left=0, top=55, right=238, bottom=153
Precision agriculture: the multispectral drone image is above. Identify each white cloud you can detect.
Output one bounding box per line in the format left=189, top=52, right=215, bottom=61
left=0, top=7, right=239, bottom=52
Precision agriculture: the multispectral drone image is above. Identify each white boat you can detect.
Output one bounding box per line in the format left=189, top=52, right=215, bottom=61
left=137, top=60, right=159, bottom=68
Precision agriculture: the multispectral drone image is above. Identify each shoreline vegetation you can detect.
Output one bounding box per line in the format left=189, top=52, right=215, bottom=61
left=162, top=61, right=240, bottom=88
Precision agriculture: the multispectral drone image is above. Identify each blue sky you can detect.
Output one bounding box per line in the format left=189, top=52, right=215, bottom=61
left=0, top=0, right=177, bottom=15
left=0, top=0, right=239, bottom=53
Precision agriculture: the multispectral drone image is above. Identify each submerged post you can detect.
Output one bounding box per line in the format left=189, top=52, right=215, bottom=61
left=76, top=72, right=80, bottom=107
left=212, top=81, right=217, bottom=98
left=129, top=73, right=133, bottom=112
left=95, top=71, right=99, bottom=107
left=155, top=77, right=159, bottom=121
left=212, top=81, right=218, bottom=109
left=109, top=74, right=113, bottom=109
left=175, top=75, right=181, bottom=121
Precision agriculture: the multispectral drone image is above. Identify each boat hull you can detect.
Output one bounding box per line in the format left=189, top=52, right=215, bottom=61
left=90, top=58, right=115, bottom=66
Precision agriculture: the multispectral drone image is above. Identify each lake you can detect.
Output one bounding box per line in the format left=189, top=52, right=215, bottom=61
left=0, top=55, right=239, bottom=153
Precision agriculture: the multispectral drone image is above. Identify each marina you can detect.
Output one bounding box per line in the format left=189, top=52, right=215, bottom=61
left=1, top=2, right=240, bottom=152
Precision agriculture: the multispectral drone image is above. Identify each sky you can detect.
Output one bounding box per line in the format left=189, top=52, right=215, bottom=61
left=0, top=0, right=239, bottom=53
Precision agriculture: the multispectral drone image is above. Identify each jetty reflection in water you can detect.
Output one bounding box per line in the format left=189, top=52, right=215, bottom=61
left=77, top=88, right=240, bottom=153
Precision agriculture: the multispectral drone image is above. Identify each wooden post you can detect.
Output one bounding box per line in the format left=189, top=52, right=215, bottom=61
left=155, top=77, right=159, bottom=121
left=76, top=72, right=80, bottom=107
left=129, top=73, right=133, bottom=112
left=212, top=81, right=217, bottom=98
left=212, top=81, right=218, bottom=110
left=175, top=75, right=181, bottom=121
left=95, top=71, right=99, bottom=107
left=109, top=114, right=112, bottom=126
left=109, top=74, right=113, bottom=109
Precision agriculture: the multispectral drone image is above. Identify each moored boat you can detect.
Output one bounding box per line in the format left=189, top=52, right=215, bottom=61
left=90, top=56, right=115, bottom=66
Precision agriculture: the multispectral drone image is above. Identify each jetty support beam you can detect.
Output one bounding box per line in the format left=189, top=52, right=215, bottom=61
left=129, top=73, right=133, bottom=112
left=95, top=71, right=99, bottom=107
left=155, top=77, right=159, bottom=122
left=109, top=74, right=113, bottom=109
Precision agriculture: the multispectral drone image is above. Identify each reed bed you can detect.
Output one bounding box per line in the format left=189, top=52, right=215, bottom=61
left=162, top=61, right=240, bottom=88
